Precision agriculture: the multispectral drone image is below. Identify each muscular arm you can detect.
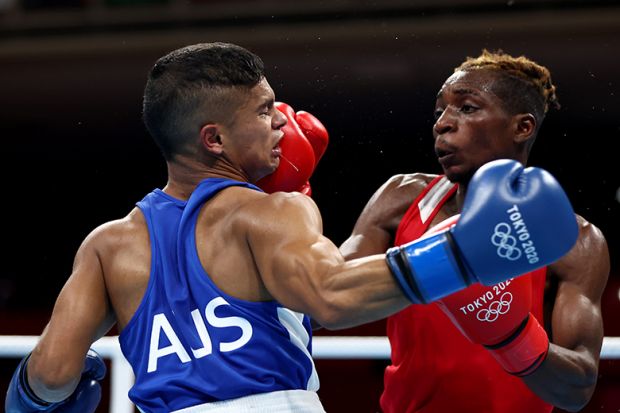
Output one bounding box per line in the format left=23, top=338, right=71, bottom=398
left=27, top=227, right=116, bottom=402
left=340, top=174, right=427, bottom=259
left=523, top=216, right=610, bottom=411
left=247, top=192, right=410, bottom=330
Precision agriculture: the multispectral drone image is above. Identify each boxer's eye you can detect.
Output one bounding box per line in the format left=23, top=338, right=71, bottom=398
left=460, top=104, right=478, bottom=113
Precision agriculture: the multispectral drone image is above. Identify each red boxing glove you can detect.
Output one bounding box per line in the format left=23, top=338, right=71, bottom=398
left=429, top=216, right=549, bottom=376
left=256, top=102, right=329, bottom=195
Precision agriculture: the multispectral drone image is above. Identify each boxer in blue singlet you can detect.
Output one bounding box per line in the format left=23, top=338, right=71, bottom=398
left=5, top=42, right=413, bottom=413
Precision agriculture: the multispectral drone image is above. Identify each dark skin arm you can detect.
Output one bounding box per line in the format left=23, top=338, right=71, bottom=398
left=523, top=216, right=609, bottom=412
left=340, top=173, right=430, bottom=259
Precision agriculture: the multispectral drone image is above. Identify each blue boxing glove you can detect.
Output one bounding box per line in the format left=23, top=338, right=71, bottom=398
left=386, top=159, right=578, bottom=304
left=5, top=349, right=106, bottom=413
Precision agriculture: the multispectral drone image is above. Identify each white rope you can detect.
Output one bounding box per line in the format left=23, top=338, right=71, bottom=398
left=1, top=335, right=619, bottom=413
left=313, top=336, right=620, bottom=359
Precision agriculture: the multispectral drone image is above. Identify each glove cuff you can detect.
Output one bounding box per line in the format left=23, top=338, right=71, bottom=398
left=20, top=358, right=52, bottom=408
left=385, top=246, right=424, bottom=304
left=386, top=231, right=470, bottom=304
left=486, top=313, right=549, bottom=376
left=5, top=355, right=57, bottom=412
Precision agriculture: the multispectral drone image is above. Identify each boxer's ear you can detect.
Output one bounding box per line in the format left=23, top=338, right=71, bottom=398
left=201, top=124, right=223, bottom=154
left=513, top=113, right=536, bottom=144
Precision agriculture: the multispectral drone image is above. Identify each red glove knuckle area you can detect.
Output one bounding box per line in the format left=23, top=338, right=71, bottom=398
left=257, top=102, right=329, bottom=195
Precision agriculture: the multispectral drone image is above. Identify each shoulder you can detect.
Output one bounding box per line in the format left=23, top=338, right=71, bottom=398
left=226, top=189, right=321, bottom=236
left=574, top=214, right=609, bottom=267
left=232, top=191, right=325, bottom=254
left=548, top=214, right=610, bottom=296
left=370, top=172, right=439, bottom=205
left=571, top=214, right=609, bottom=263
left=345, top=172, right=440, bottom=239
left=361, top=172, right=439, bottom=219
left=575, top=214, right=607, bottom=241
left=79, top=208, right=148, bottom=258
left=247, top=191, right=320, bottom=224
left=382, top=172, right=437, bottom=193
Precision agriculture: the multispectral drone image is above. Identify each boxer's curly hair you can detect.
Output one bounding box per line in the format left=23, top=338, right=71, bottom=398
left=455, top=49, right=560, bottom=131
left=143, top=42, right=265, bottom=160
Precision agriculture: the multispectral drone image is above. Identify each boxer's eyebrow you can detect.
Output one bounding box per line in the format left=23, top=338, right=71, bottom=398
left=254, top=96, right=274, bottom=112
left=436, top=87, right=480, bottom=99
left=453, top=88, right=480, bottom=96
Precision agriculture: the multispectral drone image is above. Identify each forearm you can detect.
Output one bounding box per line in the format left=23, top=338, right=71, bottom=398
left=522, top=343, right=599, bottom=411
left=26, top=318, right=101, bottom=403
left=316, top=255, right=409, bottom=329
left=339, top=227, right=393, bottom=261
left=28, top=346, right=83, bottom=402
left=28, top=374, right=80, bottom=404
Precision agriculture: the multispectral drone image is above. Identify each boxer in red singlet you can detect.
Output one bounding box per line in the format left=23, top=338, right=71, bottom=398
left=340, top=50, right=610, bottom=412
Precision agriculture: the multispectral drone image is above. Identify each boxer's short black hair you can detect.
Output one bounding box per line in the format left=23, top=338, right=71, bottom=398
left=142, top=42, right=265, bottom=160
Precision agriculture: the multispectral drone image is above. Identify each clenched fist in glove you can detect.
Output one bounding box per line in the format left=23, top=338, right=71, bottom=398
left=257, top=102, right=329, bottom=195
left=6, top=349, right=106, bottom=413
left=430, top=215, right=550, bottom=376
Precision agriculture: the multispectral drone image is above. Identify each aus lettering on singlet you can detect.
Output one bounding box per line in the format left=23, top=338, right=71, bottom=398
left=148, top=297, right=252, bottom=373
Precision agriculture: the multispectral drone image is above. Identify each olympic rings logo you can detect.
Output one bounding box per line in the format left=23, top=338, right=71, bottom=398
left=476, top=292, right=513, bottom=322
left=491, top=223, right=522, bottom=261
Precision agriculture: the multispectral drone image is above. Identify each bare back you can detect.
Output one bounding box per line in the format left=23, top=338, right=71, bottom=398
left=100, top=186, right=278, bottom=332
left=194, top=186, right=274, bottom=302
left=92, top=208, right=152, bottom=332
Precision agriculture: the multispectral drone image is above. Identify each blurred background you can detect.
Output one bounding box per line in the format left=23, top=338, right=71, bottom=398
left=1, top=0, right=618, bottom=411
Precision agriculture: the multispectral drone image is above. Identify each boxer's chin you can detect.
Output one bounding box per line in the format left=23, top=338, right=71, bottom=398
left=268, top=153, right=280, bottom=172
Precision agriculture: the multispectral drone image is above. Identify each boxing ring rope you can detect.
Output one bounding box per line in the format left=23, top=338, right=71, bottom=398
left=1, top=335, right=619, bottom=413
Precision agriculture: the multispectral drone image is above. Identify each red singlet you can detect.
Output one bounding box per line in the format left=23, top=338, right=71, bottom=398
left=380, top=176, right=552, bottom=413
